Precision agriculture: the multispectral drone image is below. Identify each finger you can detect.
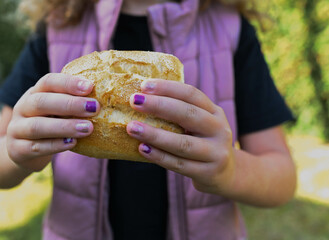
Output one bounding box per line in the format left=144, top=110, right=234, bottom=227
left=141, top=80, right=216, bottom=114
left=130, top=93, right=220, bottom=136
left=32, top=73, right=94, bottom=96
left=127, top=121, right=213, bottom=161
left=10, top=117, right=93, bottom=140
left=138, top=143, right=208, bottom=179
left=20, top=92, right=100, bottom=117
left=7, top=137, right=76, bottom=164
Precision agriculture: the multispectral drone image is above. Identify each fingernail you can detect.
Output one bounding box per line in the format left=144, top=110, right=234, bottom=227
left=64, top=138, right=74, bottom=144
left=142, top=81, right=156, bottom=92
left=134, top=94, right=145, bottom=105
left=78, top=80, right=93, bottom=92
left=85, top=101, right=97, bottom=112
left=130, top=122, right=144, bottom=134
left=76, top=122, right=90, bottom=133
left=141, top=144, right=152, bottom=154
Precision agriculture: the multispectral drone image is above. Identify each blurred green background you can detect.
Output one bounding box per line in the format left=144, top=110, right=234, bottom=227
left=1, top=0, right=329, bottom=239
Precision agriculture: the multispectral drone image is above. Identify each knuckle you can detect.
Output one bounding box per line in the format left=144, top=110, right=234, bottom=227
left=30, top=141, right=41, bottom=153
left=179, top=136, right=193, bottom=154
left=65, top=97, right=76, bottom=113
left=32, top=93, right=46, bottom=112
left=184, top=105, right=197, bottom=121
left=173, top=158, right=185, bottom=172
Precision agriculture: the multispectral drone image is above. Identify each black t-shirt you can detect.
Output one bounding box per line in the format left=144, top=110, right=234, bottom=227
left=0, top=14, right=293, bottom=240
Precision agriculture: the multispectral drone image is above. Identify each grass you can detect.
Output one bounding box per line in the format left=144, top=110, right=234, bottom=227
left=240, top=199, right=329, bottom=240
left=0, top=135, right=329, bottom=239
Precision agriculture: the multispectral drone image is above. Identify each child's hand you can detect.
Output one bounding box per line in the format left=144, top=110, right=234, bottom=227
left=6, top=73, right=100, bottom=172
left=127, top=79, right=235, bottom=195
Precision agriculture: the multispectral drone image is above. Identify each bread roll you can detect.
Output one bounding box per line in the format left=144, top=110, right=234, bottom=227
left=62, top=50, right=184, bottom=162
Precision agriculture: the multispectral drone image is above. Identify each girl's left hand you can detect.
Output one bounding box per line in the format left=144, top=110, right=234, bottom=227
left=127, top=79, right=236, bottom=195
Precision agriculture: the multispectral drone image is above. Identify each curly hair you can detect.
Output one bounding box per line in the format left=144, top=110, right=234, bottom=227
left=19, top=0, right=264, bottom=30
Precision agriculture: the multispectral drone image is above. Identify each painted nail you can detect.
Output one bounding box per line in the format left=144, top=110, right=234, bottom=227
left=85, top=101, right=97, bottom=112
left=76, top=122, right=90, bottom=133
left=78, top=80, right=93, bottom=92
left=141, top=144, right=152, bottom=154
left=142, top=81, right=156, bottom=92
left=134, top=94, right=145, bottom=105
left=130, top=123, right=144, bottom=134
left=64, top=138, right=74, bottom=144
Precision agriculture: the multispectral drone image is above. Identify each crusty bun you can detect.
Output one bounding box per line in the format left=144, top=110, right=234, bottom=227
left=62, top=50, right=184, bottom=162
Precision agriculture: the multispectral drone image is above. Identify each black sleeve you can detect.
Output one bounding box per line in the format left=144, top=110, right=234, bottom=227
left=0, top=32, right=49, bottom=108
left=234, top=17, right=294, bottom=136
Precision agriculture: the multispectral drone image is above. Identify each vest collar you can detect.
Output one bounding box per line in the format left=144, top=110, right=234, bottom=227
left=147, top=0, right=199, bottom=38
left=94, top=0, right=199, bottom=50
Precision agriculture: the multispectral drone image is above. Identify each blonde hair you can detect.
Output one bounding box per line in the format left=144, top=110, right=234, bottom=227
left=19, top=0, right=264, bottom=30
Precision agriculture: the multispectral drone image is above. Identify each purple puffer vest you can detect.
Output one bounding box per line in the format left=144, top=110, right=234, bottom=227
left=43, top=0, right=246, bottom=239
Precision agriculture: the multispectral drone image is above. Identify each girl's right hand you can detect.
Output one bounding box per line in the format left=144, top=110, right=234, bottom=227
left=6, top=73, right=100, bottom=172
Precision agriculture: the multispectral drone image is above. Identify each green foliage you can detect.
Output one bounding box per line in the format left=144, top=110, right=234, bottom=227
left=0, top=0, right=29, bottom=83
left=254, top=0, right=329, bottom=140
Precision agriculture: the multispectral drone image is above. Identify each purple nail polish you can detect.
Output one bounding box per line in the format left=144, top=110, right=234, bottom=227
left=134, top=95, right=145, bottom=105
left=64, top=138, right=73, bottom=144
left=85, top=101, right=96, bottom=112
left=141, top=144, right=152, bottom=154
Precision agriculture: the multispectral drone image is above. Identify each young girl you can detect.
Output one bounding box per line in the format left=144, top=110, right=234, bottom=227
left=0, top=0, right=296, bottom=239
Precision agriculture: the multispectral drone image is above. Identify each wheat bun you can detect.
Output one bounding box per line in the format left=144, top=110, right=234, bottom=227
left=61, top=50, right=184, bottom=162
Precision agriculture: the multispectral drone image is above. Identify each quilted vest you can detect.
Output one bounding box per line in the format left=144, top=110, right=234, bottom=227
left=43, top=0, right=247, bottom=239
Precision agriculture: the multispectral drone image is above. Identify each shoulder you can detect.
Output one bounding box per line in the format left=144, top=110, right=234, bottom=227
left=25, top=20, right=48, bottom=58
left=239, top=16, right=258, bottom=43
left=35, top=20, right=47, bottom=36
left=234, top=16, right=262, bottom=61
